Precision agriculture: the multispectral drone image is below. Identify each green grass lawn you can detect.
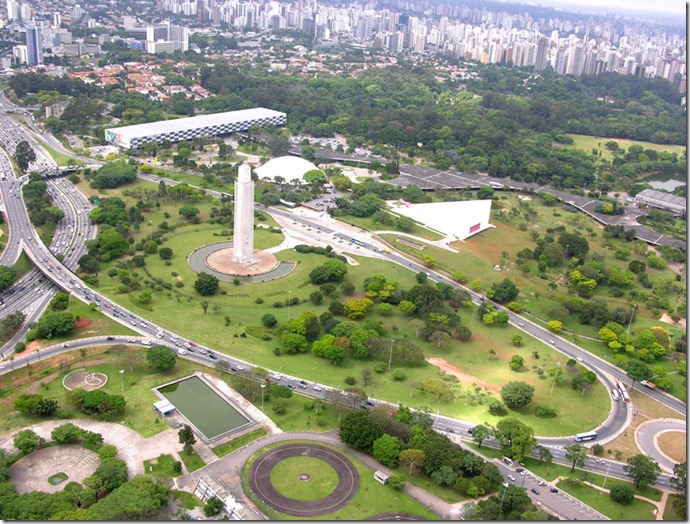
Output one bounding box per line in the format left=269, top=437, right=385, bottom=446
left=12, top=251, right=33, bottom=279
left=258, top=392, right=343, bottom=433
left=242, top=440, right=440, bottom=520
left=179, top=448, right=206, bottom=472
left=213, top=428, right=268, bottom=457
left=144, top=453, right=182, bottom=477
left=36, top=139, right=80, bottom=167
left=566, top=134, right=686, bottom=164
left=390, top=466, right=467, bottom=504
left=270, top=456, right=339, bottom=500
left=173, top=489, right=204, bottom=510
left=89, top=236, right=612, bottom=436
left=557, top=478, right=657, bottom=520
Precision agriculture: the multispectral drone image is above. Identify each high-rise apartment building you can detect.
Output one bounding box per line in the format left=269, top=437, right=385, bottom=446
left=25, top=24, right=42, bottom=65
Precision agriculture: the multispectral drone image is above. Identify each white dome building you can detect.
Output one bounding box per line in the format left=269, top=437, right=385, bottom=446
left=255, top=156, right=320, bottom=184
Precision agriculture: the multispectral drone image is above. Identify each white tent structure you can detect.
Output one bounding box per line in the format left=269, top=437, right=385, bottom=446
left=390, top=199, right=493, bottom=241
left=255, top=156, right=320, bottom=183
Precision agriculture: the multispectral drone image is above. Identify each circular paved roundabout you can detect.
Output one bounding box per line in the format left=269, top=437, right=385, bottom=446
left=248, top=443, right=360, bottom=517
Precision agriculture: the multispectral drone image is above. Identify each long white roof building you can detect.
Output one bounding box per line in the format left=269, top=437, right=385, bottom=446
left=105, top=108, right=286, bottom=149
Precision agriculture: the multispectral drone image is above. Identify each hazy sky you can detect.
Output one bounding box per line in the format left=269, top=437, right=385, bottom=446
left=526, top=0, right=685, bottom=16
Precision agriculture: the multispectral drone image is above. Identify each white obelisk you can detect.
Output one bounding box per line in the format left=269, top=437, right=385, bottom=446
left=233, top=164, right=254, bottom=264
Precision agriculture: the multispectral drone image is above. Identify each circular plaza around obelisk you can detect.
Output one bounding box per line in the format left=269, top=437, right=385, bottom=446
left=205, top=244, right=279, bottom=276
left=188, top=242, right=296, bottom=282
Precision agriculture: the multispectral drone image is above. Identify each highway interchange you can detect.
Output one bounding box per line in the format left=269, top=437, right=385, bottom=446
left=0, top=95, right=684, bottom=520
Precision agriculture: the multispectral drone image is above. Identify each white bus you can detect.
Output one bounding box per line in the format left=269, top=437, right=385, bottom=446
left=611, top=389, right=620, bottom=401
left=616, top=381, right=631, bottom=403
left=574, top=431, right=597, bottom=442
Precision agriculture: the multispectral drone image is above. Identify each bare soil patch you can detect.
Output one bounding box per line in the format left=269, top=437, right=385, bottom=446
left=75, top=319, right=93, bottom=329
left=659, top=313, right=686, bottom=329
left=657, top=431, right=687, bottom=463
left=426, top=357, right=500, bottom=393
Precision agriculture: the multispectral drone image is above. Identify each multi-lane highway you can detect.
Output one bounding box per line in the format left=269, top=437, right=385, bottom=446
left=0, top=94, right=684, bottom=519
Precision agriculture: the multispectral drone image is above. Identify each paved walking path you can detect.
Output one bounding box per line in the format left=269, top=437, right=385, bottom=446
left=0, top=419, right=183, bottom=477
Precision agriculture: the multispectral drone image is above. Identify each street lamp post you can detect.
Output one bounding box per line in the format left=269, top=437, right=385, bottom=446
left=550, top=362, right=561, bottom=395
left=387, top=339, right=394, bottom=371
left=119, top=369, right=125, bottom=396
left=602, top=461, right=612, bottom=490
left=627, top=304, right=637, bottom=334
left=260, top=384, right=266, bottom=413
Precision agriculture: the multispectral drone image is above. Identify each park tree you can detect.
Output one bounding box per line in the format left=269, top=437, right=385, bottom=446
left=194, top=272, right=219, bottom=296
left=0, top=265, right=16, bottom=291
left=510, top=334, right=523, bottom=347
left=490, top=279, right=520, bottom=303
left=280, top=332, right=308, bottom=354
left=344, top=298, right=374, bottom=320
left=500, top=381, right=535, bottom=409
left=178, top=424, right=196, bottom=453
left=94, top=458, right=128, bottom=492
left=494, top=418, right=536, bottom=462
left=14, top=140, right=36, bottom=173
left=558, top=232, right=589, bottom=259
left=399, top=300, right=416, bottom=316
left=547, top=320, right=563, bottom=333
left=670, top=462, right=687, bottom=518
left=508, top=354, right=524, bottom=371
left=261, top=313, right=277, bottom=328
left=626, top=360, right=653, bottom=389
left=31, top=311, right=76, bottom=339
left=50, top=292, right=70, bottom=311
left=35, top=398, right=59, bottom=417
left=624, top=454, right=661, bottom=489
left=52, top=424, right=85, bottom=444
left=609, top=484, right=635, bottom=505
left=309, top=259, right=348, bottom=284
left=178, top=205, right=200, bottom=219
left=372, top=434, right=402, bottom=467
left=13, top=429, right=43, bottom=454
left=501, top=484, right=531, bottom=512
left=471, top=424, right=492, bottom=448
left=564, top=443, right=588, bottom=472
left=338, top=410, right=383, bottom=453
left=203, top=496, right=224, bottom=517
left=159, top=247, right=173, bottom=260
left=399, top=449, right=426, bottom=475
left=535, top=445, right=553, bottom=463
left=146, top=346, right=177, bottom=372
left=87, top=475, right=169, bottom=520
left=14, top=394, right=43, bottom=415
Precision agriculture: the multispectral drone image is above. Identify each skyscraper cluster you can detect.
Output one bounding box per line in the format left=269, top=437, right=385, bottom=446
left=158, top=0, right=685, bottom=88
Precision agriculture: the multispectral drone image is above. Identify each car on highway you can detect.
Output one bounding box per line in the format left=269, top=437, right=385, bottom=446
left=507, top=474, right=516, bottom=482
left=531, top=488, right=540, bottom=495
left=236, top=365, right=245, bottom=371
left=313, top=385, right=322, bottom=391
left=178, top=349, right=187, bottom=355
left=550, top=487, right=558, bottom=493
left=519, top=470, right=530, bottom=476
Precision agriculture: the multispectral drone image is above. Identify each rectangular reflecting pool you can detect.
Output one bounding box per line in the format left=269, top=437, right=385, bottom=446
left=158, top=376, right=250, bottom=440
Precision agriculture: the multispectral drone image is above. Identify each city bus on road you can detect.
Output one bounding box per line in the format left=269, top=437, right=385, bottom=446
left=574, top=431, right=597, bottom=442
